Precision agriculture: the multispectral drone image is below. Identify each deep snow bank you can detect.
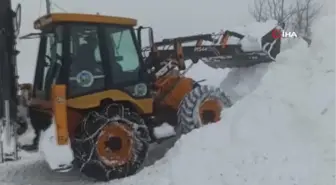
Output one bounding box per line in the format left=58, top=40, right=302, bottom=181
left=111, top=16, right=335, bottom=185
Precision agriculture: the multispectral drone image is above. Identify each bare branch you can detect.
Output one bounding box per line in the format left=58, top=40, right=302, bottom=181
left=249, top=0, right=269, bottom=22
left=248, top=0, right=322, bottom=37
left=247, top=0, right=322, bottom=46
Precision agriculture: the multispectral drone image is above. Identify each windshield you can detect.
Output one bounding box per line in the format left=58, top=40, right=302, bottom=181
left=68, top=25, right=105, bottom=96
left=105, top=27, right=140, bottom=84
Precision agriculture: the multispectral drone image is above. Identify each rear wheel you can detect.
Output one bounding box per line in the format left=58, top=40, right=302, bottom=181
left=177, top=85, right=232, bottom=134
left=72, top=104, right=150, bottom=181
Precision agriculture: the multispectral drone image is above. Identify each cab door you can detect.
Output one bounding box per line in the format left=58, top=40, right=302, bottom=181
left=29, top=26, right=64, bottom=129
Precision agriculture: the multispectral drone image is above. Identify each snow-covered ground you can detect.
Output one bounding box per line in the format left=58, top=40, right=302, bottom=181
left=1, top=13, right=335, bottom=185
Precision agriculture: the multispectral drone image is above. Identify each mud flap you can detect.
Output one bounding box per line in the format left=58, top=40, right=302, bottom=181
left=39, top=85, right=73, bottom=172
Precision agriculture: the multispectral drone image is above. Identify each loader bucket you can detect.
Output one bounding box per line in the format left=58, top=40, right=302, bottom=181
left=201, top=26, right=282, bottom=69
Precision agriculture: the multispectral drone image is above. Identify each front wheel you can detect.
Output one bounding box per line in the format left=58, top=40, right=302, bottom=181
left=72, top=104, right=150, bottom=181
left=177, top=85, right=232, bottom=134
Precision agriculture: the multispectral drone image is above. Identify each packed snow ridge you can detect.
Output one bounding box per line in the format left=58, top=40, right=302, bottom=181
left=112, top=15, right=335, bottom=185
left=0, top=16, right=335, bottom=185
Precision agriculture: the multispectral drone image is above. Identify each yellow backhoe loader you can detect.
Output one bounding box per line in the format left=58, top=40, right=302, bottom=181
left=0, top=1, right=281, bottom=181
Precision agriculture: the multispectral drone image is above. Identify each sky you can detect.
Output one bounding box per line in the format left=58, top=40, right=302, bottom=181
left=11, top=0, right=334, bottom=83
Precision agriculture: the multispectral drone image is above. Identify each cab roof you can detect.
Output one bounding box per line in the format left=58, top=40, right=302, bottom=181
left=34, top=13, right=137, bottom=29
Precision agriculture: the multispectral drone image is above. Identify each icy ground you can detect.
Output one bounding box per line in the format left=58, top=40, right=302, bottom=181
left=1, top=15, right=335, bottom=185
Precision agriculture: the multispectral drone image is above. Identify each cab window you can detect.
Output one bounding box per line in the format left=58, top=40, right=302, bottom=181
left=105, top=27, right=140, bottom=84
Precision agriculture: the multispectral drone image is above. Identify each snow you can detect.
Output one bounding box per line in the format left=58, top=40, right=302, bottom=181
left=153, top=122, right=176, bottom=139
left=185, top=61, right=229, bottom=87
left=112, top=16, right=335, bottom=185
left=17, top=104, right=36, bottom=146
left=219, top=63, right=270, bottom=103
left=38, top=117, right=74, bottom=172
left=17, top=118, right=35, bottom=146
left=0, top=121, right=17, bottom=157
left=0, top=13, right=335, bottom=185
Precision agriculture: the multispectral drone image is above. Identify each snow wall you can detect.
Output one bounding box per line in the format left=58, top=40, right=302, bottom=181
left=113, top=15, right=335, bottom=185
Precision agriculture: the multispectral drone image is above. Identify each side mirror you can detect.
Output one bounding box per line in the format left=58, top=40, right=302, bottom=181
left=148, top=27, right=154, bottom=47
left=136, top=26, right=154, bottom=49
left=136, top=26, right=143, bottom=48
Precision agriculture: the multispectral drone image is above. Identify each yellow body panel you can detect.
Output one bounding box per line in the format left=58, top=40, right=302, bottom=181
left=52, top=85, right=69, bottom=145
left=34, top=13, right=137, bottom=29
left=67, top=90, right=153, bottom=114
left=155, top=76, right=194, bottom=110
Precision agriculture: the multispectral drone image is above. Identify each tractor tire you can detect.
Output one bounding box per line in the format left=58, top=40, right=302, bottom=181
left=72, top=104, right=150, bottom=181
left=177, top=85, right=232, bottom=134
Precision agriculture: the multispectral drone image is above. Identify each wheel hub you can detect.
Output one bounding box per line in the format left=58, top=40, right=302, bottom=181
left=96, top=123, right=133, bottom=166
left=199, top=99, right=222, bottom=124
left=201, top=110, right=216, bottom=123
left=105, top=136, right=122, bottom=151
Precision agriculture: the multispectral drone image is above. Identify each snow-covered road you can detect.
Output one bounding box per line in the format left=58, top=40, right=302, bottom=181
left=1, top=15, right=335, bottom=185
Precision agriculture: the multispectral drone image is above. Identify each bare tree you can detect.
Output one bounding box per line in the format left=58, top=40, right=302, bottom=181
left=291, top=0, right=305, bottom=34
left=303, top=0, right=322, bottom=37
left=249, top=0, right=297, bottom=26
left=248, top=0, right=268, bottom=22
left=249, top=0, right=322, bottom=37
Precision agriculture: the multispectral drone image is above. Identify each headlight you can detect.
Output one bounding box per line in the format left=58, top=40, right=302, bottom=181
left=133, top=83, right=147, bottom=97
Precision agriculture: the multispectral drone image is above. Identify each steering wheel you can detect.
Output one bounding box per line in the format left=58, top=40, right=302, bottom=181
left=13, top=3, right=22, bottom=37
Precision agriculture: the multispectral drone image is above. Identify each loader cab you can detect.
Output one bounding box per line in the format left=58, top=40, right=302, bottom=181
left=27, top=13, right=151, bottom=102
